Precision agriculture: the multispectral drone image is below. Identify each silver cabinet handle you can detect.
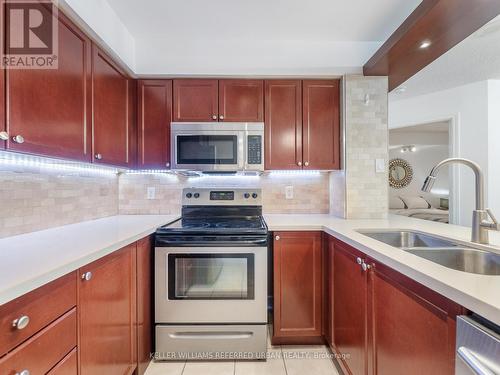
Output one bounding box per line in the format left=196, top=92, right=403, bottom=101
left=12, top=315, right=30, bottom=330
left=15, top=370, right=30, bottom=375
left=219, top=115, right=224, bottom=120
left=457, top=347, right=495, bottom=375
left=297, top=161, right=302, bottom=166
left=304, top=161, right=309, bottom=167
left=356, top=257, right=362, bottom=265
left=94, top=154, right=102, bottom=160
left=0, top=131, right=8, bottom=141
left=12, top=135, right=24, bottom=144
left=361, top=262, right=371, bottom=272
left=81, top=271, right=93, bottom=281
left=166, top=162, right=170, bottom=167
left=275, top=235, right=280, bottom=241
left=212, top=115, right=217, bottom=120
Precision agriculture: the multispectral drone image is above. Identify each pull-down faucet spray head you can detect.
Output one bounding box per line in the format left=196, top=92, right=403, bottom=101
left=421, top=175, right=436, bottom=193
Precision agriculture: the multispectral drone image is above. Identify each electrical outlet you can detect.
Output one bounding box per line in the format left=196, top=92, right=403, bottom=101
left=285, top=186, right=294, bottom=200
left=147, top=187, right=156, bottom=200
left=375, top=159, right=386, bottom=173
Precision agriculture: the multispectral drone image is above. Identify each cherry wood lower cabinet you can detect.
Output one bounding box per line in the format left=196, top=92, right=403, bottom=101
left=273, top=231, right=323, bottom=344
left=328, top=236, right=467, bottom=375
left=136, top=236, right=153, bottom=375
left=137, top=80, right=173, bottom=169
left=332, top=239, right=369, bottom=375
left=78, top=244, right=138, bottom=375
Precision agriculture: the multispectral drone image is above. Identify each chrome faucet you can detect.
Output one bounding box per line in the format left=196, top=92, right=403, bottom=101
left=421, top=158, right=500, bottom=244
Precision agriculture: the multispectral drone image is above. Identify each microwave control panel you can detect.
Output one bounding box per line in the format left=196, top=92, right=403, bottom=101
left=247, top=135, right=262, bottom=165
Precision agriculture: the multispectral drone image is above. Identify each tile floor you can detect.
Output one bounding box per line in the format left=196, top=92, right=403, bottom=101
left=145, top=326, right=340, bottom=375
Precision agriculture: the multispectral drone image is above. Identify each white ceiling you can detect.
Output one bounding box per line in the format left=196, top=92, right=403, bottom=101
left=390, top=15, right=500, bottom=100
left=77, top=0, right=422, bottom=75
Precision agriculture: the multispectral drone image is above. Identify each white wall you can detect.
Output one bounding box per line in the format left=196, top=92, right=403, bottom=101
left=389, top=81, right=491, bottom=226
left=487, top=80, right=500, bottom=217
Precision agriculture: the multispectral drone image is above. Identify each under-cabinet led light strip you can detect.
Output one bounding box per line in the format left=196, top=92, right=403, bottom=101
left=0, top=151, right=119, bottom=177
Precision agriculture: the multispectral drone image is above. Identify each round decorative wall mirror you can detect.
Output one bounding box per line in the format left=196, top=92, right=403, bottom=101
left=389, top=158, right=413, bottom=189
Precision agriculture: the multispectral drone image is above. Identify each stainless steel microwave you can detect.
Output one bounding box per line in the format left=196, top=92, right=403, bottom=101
left=170, top=122, right=264, bottom=173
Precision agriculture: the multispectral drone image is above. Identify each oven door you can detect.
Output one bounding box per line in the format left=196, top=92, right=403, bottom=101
left=155, top=246, right=267, bottom=323
left=171, top=131, right=244, bottom=171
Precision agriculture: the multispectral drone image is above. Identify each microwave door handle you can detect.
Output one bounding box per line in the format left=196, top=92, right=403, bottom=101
left=240, top=133, right=246, bottom=169
left=457, top=347, right=495, bottom=375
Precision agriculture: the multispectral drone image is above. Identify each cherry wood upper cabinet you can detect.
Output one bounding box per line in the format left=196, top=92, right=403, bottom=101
left=173, top=79, right=218, bottom=122
left=264, top=80, right=302, bottom=170
left=92, top=45, right=133, bottom=167
left=136, top=236, right=153, bottom=375
left=369, top=260, right=464, bottom=375
left=273, top=231, right=323, bottom=345
left=137, top=80, right=173, bottom=169
left=302, top=80, right=340, bottom=170
left=333, top=240, right=368, bottom=375
left=219, top=80, right=264, bottom=122
left=78, top=244, right=137, bottom=375
left=5, top=13, right=92, bottom=160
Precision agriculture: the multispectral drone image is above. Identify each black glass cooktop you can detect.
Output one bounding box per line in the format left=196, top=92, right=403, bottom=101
left=157, top=216, right=267, bottom=235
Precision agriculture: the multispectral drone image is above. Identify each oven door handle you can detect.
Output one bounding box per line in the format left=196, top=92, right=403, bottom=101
left=169, top=331, right=254, bottom=340
left=457, top=347, right=495, bottom=375
left=156, top=237, right=268, bottom=246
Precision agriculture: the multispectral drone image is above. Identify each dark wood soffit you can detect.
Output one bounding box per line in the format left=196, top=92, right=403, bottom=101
left=363, top=0, right=500, bottom=91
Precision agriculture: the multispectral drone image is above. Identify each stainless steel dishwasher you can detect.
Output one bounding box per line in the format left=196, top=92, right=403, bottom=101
left=456, top=315, right=500, bottom=375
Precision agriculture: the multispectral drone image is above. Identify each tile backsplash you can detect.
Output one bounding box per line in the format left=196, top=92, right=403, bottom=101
left=119, top=172, right=330, bottom=215
left=0, top=164, right=119, bottom=238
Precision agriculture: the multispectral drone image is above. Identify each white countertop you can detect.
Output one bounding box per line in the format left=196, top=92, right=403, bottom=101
left=0, top=215, right=179, bottom=305
left=1, top=213, right=499, bottom=326
left=265, top=214, right=500, bottom=325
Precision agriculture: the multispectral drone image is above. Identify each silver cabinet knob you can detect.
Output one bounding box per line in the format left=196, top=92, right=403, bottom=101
left=356, top=257, right=362, bottom=265
left=361, top=262, right=371, bottom=272
left=15, top=370, right=30, bottom=375
left=0, top=131, right=8, bottom=141
left=275, top=235, right=281, bottom=241
left=166, top=162, right=170, bottom=167
left=94, top=154, right=102, bottom=160
left=12, top=315, right=30, bottom=330
left=12, top=135, right=24, bottom=144
left=297, top=161, right=302, bottom=167
left=304, top=161, right=309, bottom=167
left=81, top=271, right=93, bottom=281
left=212, top=115, right=217, bottom=120
left=219, top=115, right=224, bottom=120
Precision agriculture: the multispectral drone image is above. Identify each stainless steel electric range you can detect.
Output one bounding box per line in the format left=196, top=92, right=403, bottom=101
left=154, top=188, right=268, bottom=361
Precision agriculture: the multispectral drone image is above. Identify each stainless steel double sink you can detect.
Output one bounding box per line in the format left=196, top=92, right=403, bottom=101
left=357, top=230, right=500, bottom=276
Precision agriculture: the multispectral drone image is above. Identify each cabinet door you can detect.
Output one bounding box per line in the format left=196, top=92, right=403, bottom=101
left=92, top=45, right=133, bottom=167
left=333, top=240, right=368, bottom=375
left=79, top=244, right=137, bottom=375
left=324, top=235, right=335, bottom=347
left=173, top=79, right=218, bottom=122
left=137, top=80, right=172, bottom=169
left=273, top=231, right=323, bottom=344
left=219, top=79, right=263, bottom=122
left=264, top=80, right=302, bottom=170
left=136, top=236, right=153, bottom=375
left=0, top=59, right=5, bottom=149
left=369, top=261, right=464, bottom=375
left=302, top=80, right=340, bottom=170
left=5, top=13, right=92, bottom=160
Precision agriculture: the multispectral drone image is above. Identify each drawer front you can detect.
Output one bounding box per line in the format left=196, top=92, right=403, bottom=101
left=0, top=272, right=77, bottom=357
left=0, top=308, right=77, bottom=375
left=155, top=324, right=267, bottom=360
left=47, top=348, right=78, bottom=375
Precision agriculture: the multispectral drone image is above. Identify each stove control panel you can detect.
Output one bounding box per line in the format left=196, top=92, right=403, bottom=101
left=182, top=188, right=262, bottom=206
